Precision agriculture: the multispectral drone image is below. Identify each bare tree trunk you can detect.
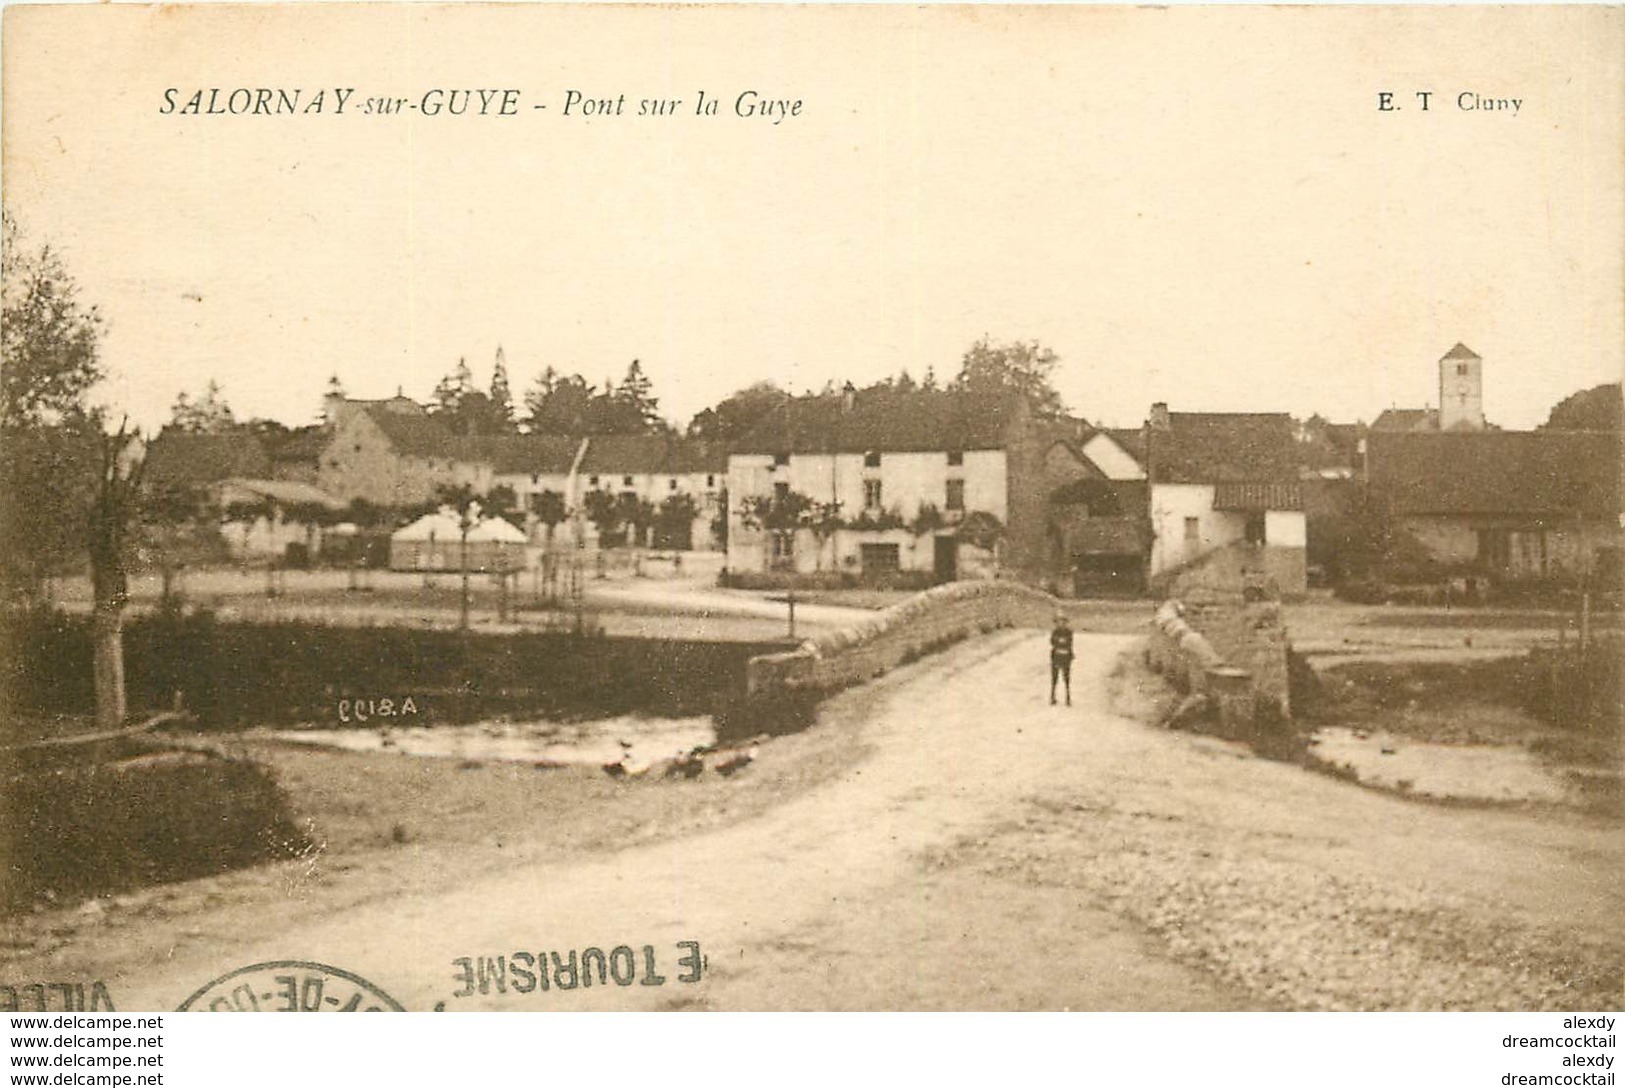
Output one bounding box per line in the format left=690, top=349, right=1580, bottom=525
left=88, top=421, right=143, bottom=730
left=91, top=606, right=126, bottom=728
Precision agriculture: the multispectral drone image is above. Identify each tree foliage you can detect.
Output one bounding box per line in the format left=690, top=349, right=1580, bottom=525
left=687, top=381, right=785, bottom=442
left=524, top=360, right=667, bottom=436
left=2, top=214, right=106, bottom=430
left=168, top=380, right=237, bottom=434
left=952, top=336, right=1066, bottom=418
left=1542, top=383, right=1622, bottom=432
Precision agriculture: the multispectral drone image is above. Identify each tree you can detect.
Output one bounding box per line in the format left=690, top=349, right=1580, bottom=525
left=0, top=421, right=98, bottom=604
left=910, top=502, right=947, bottom=536
left=168, top=379, right=236, bottom=434
left=617, top=493, right=657, bottom=548
left=525, top=370, right=598, bottom=434
left=1542, top=383, right=1622, bottom=432
left=804, top=500, right=845, bottom=570
left=739, top=489, right=820, bottom=571
left=952, top=336, right=1066, bottom=418
left=654, top=492, right=699, bottom=550
left=433, top=482, right=481, bottom=630
left=88, top=422, right=144, bottom=727
left=582, top=488, right=626, bottom=546
left=531, top=489, right=568, bottom=549
left=1, top=213, right=105, bottom=430
left=139, top=478, right=220, bottom=605
left=489, top=347, right=515, bottom=431
left=614, top=359, right=662, bottom=431
left=687, top=381, right=785, bottom=442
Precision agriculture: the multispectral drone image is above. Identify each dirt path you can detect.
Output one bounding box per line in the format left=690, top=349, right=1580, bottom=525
left=17, top=632, right=1621, bottom=1010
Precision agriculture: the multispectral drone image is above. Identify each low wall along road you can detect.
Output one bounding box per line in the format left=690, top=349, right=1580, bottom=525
left=746, top=580, right=1061, bottom=697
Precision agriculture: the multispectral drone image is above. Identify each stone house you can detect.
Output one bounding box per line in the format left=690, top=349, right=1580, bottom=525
left=1366, top=429, right=1622, bottom=583
left=316, top=394, right=489, bottom=507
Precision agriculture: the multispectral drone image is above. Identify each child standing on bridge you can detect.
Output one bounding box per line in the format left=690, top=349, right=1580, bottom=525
left=1049, top=613, right=1073, bottom=706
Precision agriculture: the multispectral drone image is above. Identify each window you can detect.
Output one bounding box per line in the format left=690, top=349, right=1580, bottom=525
left=864, top=479, right=883, bottom=509
left=772, top=451, right=790, bottom=468
left=947, top=450, right=964, bottom=467
left=589, top=475, right=600, bottom=487
left=860, top=542, right=901, bottom=574
left=706, top=474, right=716, bottom=488
left=1456, top=363, right=1470, bottom=376
left=945, top=479, right=965, bottom=511
left=774, top=481, right=790, bottom=503
left=771, top=531, right=796, bottom=564
left=863, top=450, right=881, bottom=468
left=669, top=478, right=678, bottom=491
left=1183, top=517, right=1200, bottom=543
left=623, top=475, right=634, bottom=487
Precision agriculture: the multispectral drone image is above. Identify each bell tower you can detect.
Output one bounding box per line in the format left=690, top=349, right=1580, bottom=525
left=1438, top=343, right=1484, bottom=431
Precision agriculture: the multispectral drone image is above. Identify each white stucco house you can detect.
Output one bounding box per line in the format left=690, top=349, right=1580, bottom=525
left=724, top=386, right=1032, bottom=582
left=1141, top=403, right=1308, bottom=596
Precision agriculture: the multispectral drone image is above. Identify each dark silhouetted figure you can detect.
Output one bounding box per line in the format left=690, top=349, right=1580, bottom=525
left=1049, top=613, right=1074, bottom=706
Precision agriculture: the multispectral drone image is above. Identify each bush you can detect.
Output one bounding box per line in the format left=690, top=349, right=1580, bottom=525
left=0, top=608, right=794, bottom=728
left=1514, top=637, right=1622, bottom=734
left=1, top=750, right=308, bottom=910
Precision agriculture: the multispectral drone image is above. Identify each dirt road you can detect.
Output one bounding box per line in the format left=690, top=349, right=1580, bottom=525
left=20, top=631, right=1622, bottom=1010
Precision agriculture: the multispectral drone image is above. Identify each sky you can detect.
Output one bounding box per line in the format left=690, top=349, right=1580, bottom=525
left=3, top=4, right=1621, bottom=433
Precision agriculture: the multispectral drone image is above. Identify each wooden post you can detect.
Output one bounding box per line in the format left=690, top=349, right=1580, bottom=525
left=787, top=587, right=797, bottom=640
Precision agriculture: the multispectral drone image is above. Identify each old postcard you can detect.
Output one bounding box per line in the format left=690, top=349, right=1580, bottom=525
left=1, top=3, right=1621, bottom=1018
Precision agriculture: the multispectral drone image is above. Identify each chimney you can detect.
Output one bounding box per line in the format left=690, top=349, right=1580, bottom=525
left=841, top=381, right=857, bottom=413
left=1149, top=402, right=1171, bottom=430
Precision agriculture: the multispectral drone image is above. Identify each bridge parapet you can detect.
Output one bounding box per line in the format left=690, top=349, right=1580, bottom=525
left=746, top=580, right=1059, bottom=697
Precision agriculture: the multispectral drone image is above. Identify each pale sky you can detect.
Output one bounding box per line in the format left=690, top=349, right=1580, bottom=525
left=3, top=4, right=1621, bottom=432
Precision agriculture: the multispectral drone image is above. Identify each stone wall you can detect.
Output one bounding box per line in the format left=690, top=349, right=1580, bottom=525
left=746, top=580, right=1058, bottom=696
left=1147, top=543, right=1295, bottom=722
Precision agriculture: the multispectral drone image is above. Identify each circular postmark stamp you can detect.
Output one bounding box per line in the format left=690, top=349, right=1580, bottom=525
left=176, top=960, right=404, bottom=1012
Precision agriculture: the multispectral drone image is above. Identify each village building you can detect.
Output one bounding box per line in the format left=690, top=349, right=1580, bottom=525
left=725, top=386, right=1058, bottom=582
left=1140, top=405, right=1309, bottom=597
left=1372, top=343, right=1490, bottom=434
left=143, top=428, right=347, bottom=563
left=1363, top=344, right=1622, bottom=587
left=1366, top=429, right=1621, bottom=584
left=1036, top=426, right=1150, bottom=596
left=316, top=393, right=490, bottom=507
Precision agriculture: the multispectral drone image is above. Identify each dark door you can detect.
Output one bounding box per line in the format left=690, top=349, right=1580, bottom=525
left=933, top=535, right=957, bottom=583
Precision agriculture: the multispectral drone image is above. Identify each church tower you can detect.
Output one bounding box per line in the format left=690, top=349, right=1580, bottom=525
left=1437, top=343, right=1484, bottom=430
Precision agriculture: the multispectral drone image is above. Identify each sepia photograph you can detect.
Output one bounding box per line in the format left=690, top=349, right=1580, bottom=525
left=1, top=2, right=1621, bottom=1019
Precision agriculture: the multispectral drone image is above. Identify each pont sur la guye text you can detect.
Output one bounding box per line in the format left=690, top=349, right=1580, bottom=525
left=159, top=87, right=804, bottom=124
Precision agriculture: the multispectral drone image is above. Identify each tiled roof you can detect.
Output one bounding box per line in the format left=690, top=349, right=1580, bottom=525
left=1372, top=408, right=1437, bottom=432
left=1368, top=431, right=1621, bottom=518
left=1147, top=413, right=1299, bottom=485
left=732, top=389, right=1025, bottom=454
left=365, top=409, right=458, bottom=458
left=143, top=429, right=271, bottom=489
left=579, top=434, right=727, bottom=475
left=267, top=426, right=328, bottom=464
left=467, top=435, right=582, bottom=476
left=1213, top=481, right=1303, bottom=512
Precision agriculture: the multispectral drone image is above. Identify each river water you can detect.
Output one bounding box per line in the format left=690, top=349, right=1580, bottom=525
left=252, top=715, right=718, bottom=772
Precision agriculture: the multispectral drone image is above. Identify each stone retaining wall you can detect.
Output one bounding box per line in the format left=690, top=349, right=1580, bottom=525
left=1147, top=599, right=1292, bottom=716
left=746, top=580, right=1060, bottom=696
